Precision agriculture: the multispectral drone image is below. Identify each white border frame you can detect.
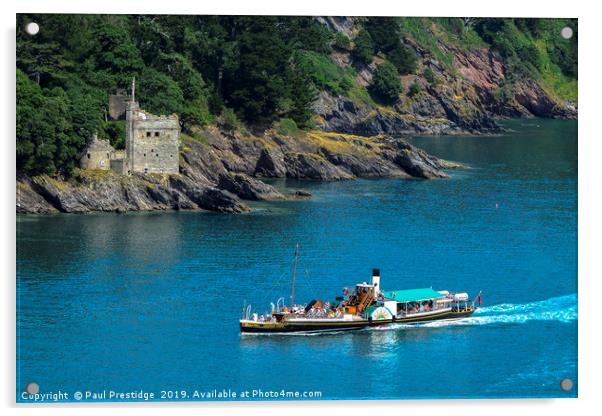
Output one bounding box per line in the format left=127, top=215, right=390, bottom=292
left=3, top=1, right=600, bottom=415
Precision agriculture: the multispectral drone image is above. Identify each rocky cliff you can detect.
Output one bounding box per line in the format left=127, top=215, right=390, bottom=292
left=17, top=127, right=459, bottom=214
left=312, top=17, right=577, bottom=136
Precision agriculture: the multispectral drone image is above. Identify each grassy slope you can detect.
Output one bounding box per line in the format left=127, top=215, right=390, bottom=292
left=315, top=18, right=577, bottom=107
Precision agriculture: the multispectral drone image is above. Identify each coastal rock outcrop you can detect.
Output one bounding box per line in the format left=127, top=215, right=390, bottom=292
left=17, top=127, right=459, bottom=215
left=218, top=172, right=285, bottom=200
left=19, top=171, right=249, bottom=214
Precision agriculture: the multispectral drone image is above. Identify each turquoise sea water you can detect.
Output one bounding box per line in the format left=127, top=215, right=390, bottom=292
left=16, top=119, right=577, bottom=401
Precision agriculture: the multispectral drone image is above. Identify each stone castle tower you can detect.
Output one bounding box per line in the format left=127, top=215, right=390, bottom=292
left=79, top=132, right=114, bottom=171
left=80, top=78, right=180, bottom=175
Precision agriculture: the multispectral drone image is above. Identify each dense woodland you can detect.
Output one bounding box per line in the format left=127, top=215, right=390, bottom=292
left=16, top=15, right=577, bottom=176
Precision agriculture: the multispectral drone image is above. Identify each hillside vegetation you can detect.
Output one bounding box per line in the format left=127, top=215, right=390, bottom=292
left=17, top=15, right=577, bottom=176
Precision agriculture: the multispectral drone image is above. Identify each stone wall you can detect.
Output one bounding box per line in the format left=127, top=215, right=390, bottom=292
left=79, top=136, right=115, bottom=171
left=81, top=151, right=111, bottom=170
left=130, top=117, right=180, bottom=174
left=110, top=158, right=128, bottom=174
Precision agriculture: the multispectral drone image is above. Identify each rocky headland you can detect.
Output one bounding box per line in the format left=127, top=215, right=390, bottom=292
left=17, top=127, right=458, bottom=214
left=16, top=16, right=577, bottom=215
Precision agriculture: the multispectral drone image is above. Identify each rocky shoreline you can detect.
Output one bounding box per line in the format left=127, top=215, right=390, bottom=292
left=17, top=127, right=459, bottom=215
left=16, top=17, right=578, bottom=216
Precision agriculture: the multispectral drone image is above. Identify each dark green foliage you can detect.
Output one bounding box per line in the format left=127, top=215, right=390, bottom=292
left=548, top=21, right=578, bottom=78
left=281, top=17, right=332, bottom=54
left=16, top=14, right=332, bottom=174
left=369, top=61, right=402, bottom=104
left=516, top=43, right=543, bottom=71
left=16, top=40, right=73, bottom=86
left=137, top=67, right=184, bottom=116
left=157, top=53, right=207, bottom=101
left=223, top=17, right=288, bottom=124
left=92, top=23, right=144, bottom=84
left=407, top=82, right=422, bottom=97
left=103, top=121, right=126, bottom=149
left=219, top=107, right=242, bottom=132
left=364, top=17, right=401, bottom=53
left=352, top=29, right=374, bottom=65
left=474, top=18, right=577, bottom=78
left=332, top=32, right=351, bottom=51
left=423, top=68, right=437, bottom=86
left=286, top=65, right=318, bottom=127
left=15, top=14, right=578, bottom=176
left=363, top=17, right=417, bottom=75
left=16, top=69, right=84, bottom=175
left=387, top=43, right=417, bottom=75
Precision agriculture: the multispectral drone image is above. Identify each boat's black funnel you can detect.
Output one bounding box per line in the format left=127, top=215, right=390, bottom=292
left=304, top=300, right=317, bottom=313
left=372, top=268, right=381, bottom=290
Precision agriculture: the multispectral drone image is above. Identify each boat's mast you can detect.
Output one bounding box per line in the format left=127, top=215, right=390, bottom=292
left=291, top=243, right=299, bottom=308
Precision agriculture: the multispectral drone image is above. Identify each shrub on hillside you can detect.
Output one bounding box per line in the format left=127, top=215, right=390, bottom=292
left=352, top=29, right=374, bottom=65
left=407, top=82, right=422, bottom=97
left=369, top=61, right=403, bottom=104
left=387, top=43, right=417, bottom=75
left=332, top=32, right=351, bottom=51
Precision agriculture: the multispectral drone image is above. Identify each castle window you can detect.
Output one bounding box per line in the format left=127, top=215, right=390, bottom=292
left=155, top=131, right=160, bottom=137
left=107, top=153, right=110, bottom=158
left=143, top=153, right=146, bottom=157
left=146, top=132, right=151, bottom=137
left=151, top=149, right=154, bottom=153
left=87, top=153, right=90, bottom=159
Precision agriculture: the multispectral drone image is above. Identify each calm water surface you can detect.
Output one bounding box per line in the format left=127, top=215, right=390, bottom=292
left=17, top=119, right=577, bottom=400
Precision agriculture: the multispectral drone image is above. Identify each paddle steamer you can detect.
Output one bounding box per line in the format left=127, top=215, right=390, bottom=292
left=240, top=246, right=481, bottom=334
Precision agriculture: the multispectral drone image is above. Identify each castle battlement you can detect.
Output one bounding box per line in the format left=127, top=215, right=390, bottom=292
left=80, top=77, right=180, bottom=175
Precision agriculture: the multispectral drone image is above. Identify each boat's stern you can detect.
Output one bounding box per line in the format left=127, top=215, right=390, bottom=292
left=239, top=319, right=287, bottom=334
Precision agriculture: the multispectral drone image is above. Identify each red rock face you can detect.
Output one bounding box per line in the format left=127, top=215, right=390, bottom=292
left=453, top=48, right=505, bottom=92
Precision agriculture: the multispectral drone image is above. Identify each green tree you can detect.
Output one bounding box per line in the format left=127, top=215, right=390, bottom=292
left=286, top=64, right=317, bottom=127
left=369, top=61, right=402, bottom=104
left=364, top=17, right=401, bottom=53
left=387, top=43, right=417, bottom=75
left=92, top=24, right=144, bottom=85
left=223, top=17, right=289, bottom=124
left=158, top=53, right=207, bottom=100
left=423, top=68, right=438, bottom=86
left=352, top=29, right=374, bottom=65
left=17, top=40, right=72, bottom=86
left=137, top=67, right=185, bottom=116
left=17, top=69, right=83, bottom=175
left=281, top=17, right=332, bottom=54
left=407, top=82, right=422, bottom=97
